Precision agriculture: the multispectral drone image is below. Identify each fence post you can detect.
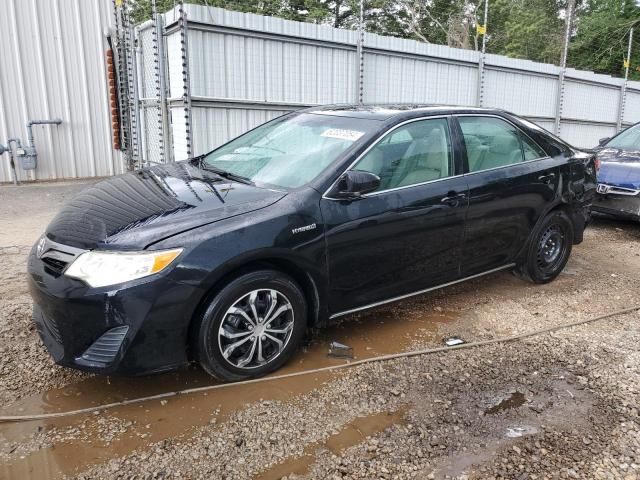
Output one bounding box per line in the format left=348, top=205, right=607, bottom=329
left=112, top=0, right=133, bottom=169
left=152, top=0, right=170, bottom=164
left=119, top=3, right=140, bottom=169
left=130, top=25, right=142, bottom=167
left=127, top=22, right=142, bottom=169
left=160, top=18, right=174, bottom=163
left=135, top=33, right=146, bottom=165
left=356, top=0, right=365, bottom=105
left=476, top=0, right=489, bottom=107
left=178, top=1, right=193, bottom=159
left=554, top=0, right=574, bottom=135
left=617, top=28, right=633, bottom=132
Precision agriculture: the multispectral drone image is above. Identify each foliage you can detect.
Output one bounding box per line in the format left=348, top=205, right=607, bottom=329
left=486, top=0, right=564, bottom=64
left=569, top=0, right=640, bottom=79
left=126, top=0, right=640, bottom=78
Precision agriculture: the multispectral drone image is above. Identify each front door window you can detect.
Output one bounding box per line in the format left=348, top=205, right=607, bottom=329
left=352, top=118, right=453, bottom=191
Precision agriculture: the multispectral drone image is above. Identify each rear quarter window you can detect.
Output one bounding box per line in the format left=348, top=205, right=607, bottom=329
left=521, top=133, right=547, bottom=160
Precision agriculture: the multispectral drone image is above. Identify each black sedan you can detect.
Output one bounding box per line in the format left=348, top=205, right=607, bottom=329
left=592, top=124, right=640, bottom=221
left=28, top=105, right=596, bottom=381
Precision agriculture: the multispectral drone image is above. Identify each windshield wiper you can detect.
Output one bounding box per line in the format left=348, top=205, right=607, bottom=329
left=199, top=163, right=255, bottom=186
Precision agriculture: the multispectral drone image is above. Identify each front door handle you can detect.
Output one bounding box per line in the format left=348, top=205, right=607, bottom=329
left=538, top=172, right=556, bottom=184
left=441, top=192, right=466, bottom=206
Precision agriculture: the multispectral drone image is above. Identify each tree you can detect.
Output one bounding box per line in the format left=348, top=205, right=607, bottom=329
left=487, top=0, right=564, bottom=64
left=568, top=0, right=640, bottom=78
left=128, top=0, right=351, bottom=25
left=123, top=0, right=640, bottom=78
left=365, top=0, right=486, bottom=49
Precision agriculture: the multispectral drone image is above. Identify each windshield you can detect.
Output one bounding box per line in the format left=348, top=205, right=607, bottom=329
left=606, top=124, right=640, bottom=150
left=202, top=113, right=379, bottom=189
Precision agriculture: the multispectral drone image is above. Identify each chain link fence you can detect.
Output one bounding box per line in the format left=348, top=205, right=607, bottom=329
left=111, top=0, right=172, bottom=168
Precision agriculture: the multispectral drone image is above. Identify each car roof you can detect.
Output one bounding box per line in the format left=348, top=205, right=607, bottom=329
left=304, top=104, right=510, bottom=121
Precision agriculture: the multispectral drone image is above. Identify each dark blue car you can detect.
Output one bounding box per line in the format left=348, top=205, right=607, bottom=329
left=593, top=124, right=640, bottom=221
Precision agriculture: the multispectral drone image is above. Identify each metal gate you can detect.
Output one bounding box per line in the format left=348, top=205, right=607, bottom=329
left=111, top=0, right=191, bottom=169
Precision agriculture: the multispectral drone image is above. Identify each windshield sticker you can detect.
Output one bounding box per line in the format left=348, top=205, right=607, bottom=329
left=321, top=128, right=365, bottom=141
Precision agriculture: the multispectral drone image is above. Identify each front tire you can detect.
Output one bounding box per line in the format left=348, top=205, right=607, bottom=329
left=196, top=270, right=307, bottom=381
left=515, top=209, right=574, bottom=284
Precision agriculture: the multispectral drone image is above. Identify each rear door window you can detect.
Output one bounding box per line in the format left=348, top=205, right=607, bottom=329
left=459, top=116, right=535, bottom=172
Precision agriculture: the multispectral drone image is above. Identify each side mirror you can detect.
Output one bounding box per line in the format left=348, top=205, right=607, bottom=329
left=330, top=170, right=381, bottom=199
left=598, top=137, right=610, bottom=146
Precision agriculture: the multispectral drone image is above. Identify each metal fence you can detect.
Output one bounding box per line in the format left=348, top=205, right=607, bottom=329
left=122, top=3, right=640, bottom=167
left=5, top=2, right=638, bottom=183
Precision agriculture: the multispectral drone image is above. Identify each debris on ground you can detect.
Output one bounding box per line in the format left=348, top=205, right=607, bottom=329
left=328, top=341, right=354, bottom=358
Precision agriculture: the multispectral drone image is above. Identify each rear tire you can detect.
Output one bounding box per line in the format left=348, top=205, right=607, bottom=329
left=196, top=270, right=307, bottom=382
left=515, top=210, right=574, bottom=284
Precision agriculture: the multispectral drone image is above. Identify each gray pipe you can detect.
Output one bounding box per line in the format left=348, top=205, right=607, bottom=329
left=6, top=138, right=23, bottom=185
left=1, top=120, right=61, bottom=184
left=26, top=118, right=62, bottom=148
left=7, top=137, right=23, bottom=149
left=21, top=119, right=63, bottom=178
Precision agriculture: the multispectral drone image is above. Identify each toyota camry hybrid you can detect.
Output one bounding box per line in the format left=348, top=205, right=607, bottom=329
left=28, top=105, right=596, bottom=381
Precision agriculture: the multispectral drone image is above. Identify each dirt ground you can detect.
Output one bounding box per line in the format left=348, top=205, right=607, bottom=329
left=1, top=180, right=639, bottom=480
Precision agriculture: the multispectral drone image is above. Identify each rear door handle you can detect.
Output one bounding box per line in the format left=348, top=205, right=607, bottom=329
left=538, top=173, right=556, bottom=184
left=441, top=193, right=466, bottom=206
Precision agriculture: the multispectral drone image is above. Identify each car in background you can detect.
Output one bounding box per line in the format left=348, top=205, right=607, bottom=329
left=28, top=105, right=596, bottom=382
left=592, top=123, right=640, bottom=221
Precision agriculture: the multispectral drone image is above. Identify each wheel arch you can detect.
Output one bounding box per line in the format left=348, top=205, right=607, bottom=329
left=515, top=200, right=578, bottom=266
left=547, top=201, right=585, bottom=245
left=187, top=253, right=327, bottom=360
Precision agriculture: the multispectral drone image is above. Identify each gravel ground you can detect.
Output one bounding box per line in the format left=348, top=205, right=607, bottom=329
left=0, top=181, right=639, bottom=479
left=0, top=182, right=94, bottom=405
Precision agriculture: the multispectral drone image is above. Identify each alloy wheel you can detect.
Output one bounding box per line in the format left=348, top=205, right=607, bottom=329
left=217, top=289, right=295, bottom=370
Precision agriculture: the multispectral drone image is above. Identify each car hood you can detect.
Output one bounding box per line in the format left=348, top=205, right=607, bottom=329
left=45, top=161, right=286, bottom=250
left=595, top=148, right=640, bottom=190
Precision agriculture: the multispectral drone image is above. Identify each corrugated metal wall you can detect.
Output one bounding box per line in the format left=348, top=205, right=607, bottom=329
left=158, top=4, right=640, bottom=155
left=0, top=0, right=122, bottom=183
left=4, top=2, right=638, bottom=183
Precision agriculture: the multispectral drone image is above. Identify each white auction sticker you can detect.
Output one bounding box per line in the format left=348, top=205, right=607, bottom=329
left=321, top=128, right=365, bottom=141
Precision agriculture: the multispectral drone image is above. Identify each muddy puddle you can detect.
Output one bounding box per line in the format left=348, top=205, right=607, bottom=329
left=484, top=391, right=527, bottom=415
left=0, top=306, right=455, bottom=479
left=256, top=409, right=406, bottom=480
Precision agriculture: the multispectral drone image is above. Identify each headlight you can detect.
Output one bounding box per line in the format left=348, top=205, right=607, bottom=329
left=64, top=248, right=183, bottom=288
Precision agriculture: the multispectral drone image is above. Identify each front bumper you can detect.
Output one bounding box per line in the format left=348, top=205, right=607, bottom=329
left=27, top=245, right=203, bottom=375
left=592, top=193, right=640, bottom=221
